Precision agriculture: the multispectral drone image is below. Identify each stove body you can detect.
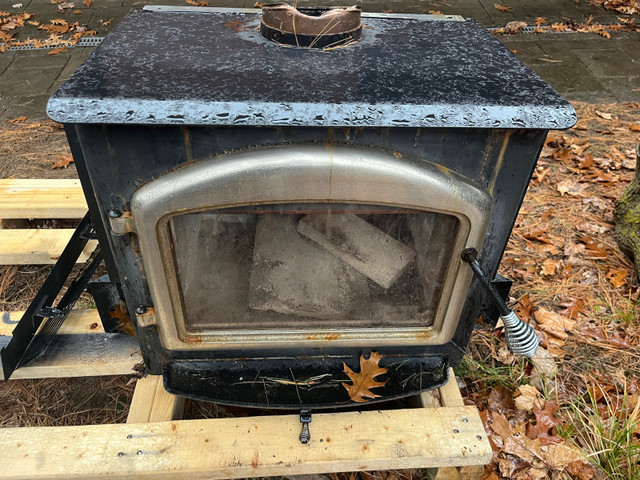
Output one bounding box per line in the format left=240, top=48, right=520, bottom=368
left=47, top=6, right=575, bottom=408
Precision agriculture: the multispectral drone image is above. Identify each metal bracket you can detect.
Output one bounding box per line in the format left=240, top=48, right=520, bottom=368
left=108, top=209, right=136, bottom=235
left=299, top=410, right=312, bottom=444
left=135, top=306, right=157, bottom=328
left=0, top=213, right=104, bottom=380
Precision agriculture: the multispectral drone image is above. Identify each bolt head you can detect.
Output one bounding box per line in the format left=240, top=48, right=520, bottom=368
left=135, top=306, right=146, bottom=315
left=108, top=209, right=122, bottom=218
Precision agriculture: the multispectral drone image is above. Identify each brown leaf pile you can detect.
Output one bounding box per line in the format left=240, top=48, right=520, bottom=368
left=476, top=386, right=596, bottom=479
left=0, top=5, right=96, bottom=53
left=494, top=15, right=640, bottom=36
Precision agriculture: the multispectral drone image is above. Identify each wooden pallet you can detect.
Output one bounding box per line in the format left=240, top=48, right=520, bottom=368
left=0, top=178, right=492, bottom=479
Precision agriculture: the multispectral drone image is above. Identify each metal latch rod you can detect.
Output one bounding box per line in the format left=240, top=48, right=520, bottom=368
left=462, top=248, right=539, bottom=358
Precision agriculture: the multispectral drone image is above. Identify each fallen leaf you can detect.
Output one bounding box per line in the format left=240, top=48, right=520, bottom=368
left=540, top=258, right=561, bottom=276
left=505, top=21, right=527, bottom=33
left=529, top=347, right=558, bottom=377
left=84, top=0, right=91, bottom=5
left=342, top=351, right=387, bottom=403
left=9, top=116, right=27, bottom=123
left=73, top=9, right=81, bottom=13
left=523, top=226, right=553, bottom=244
left=488, top=385, right=517, bottom=413
left=527, top=401, right=563, bottom=443
left=582, top=327, right=633, bottom=348
left=558, top=298, right=587, bottom=320
left=556, top=178, right=588, bottom=197
left=595, top=110, right=613, bottom=120
left=515, top=384, right=544, bottom=411
left=493, top=3, right=513, bottom=12
left=567, top=460, right=596, bottom=480
left=579, top=235, right=609, bottom=258
left=576, top=153, right=595, bottom=169
left=630, top=124, right=640, bottom=132
left=534, top=308, right=576, bottom=340
left=48, top=46, right=67, bottom=55
left=491, top=413, right=544, bottom=463
left=535, top=16, right=546, bottom=26
left=51, top=154, right=74, bottom=169
left=605, top=268, right=628, bottom=288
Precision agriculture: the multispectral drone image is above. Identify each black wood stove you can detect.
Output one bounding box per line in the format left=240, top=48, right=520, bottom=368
left=2, top=5, right=575, bottom=409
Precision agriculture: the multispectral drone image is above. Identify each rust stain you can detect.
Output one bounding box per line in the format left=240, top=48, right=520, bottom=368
left=305, top=334, right=319, bottom=340
left=488, top=129, right=513, bottom=195
left=224, top=20, right=245, bottom=32
left=324, top=333, right=340, bottom=340
left=251, top=453, right=259, bottom=468
left=183, top=127, right=193, bottom=164
left=89, top=322, right=99, bottom=330
left=183, top=335, right=203, bottom=343
left=361, top=443, right=369, bottom=452
left=415, top=330, right=433, bottom=339
left=170, top=422, right=177, bottom=433
left=325, top=437, right=331, bottom=442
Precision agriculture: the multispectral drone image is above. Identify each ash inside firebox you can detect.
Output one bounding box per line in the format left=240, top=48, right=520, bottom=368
left=170, top=207, right=458, bottom=331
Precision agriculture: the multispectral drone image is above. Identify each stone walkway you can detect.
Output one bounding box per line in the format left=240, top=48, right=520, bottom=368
left=0, top=0, right=639, bottom=121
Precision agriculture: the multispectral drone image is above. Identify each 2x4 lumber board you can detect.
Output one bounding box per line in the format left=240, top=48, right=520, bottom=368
left=0, top=406, right=492, bottom=479
left=127, top=375, right=185, bottom=423
left=0, top=179, right=87, bottom=219
left=0, top=229, right=97, bottom=264
left=439, top=368, right=465, bottom=408
left=5, top=333, right=141, bottom=380
left=0, top=309, right=104, bottom=337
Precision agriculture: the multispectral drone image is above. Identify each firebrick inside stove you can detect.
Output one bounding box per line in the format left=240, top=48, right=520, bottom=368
left=37, top=5, right=575, bottom=408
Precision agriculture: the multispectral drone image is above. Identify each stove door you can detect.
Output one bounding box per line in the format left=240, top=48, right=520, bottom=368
left=131, top=144, right=492, bottom=351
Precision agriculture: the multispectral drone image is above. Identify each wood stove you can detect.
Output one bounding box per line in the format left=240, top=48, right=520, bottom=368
left=6, top=6, right=576, bottom=408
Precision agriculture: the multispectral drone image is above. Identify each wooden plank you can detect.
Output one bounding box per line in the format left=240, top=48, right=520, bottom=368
left=439, top=368, right=465, bottom=408
left=0, top=179, right=87, bottom=219
left=0, top=309, right=104, bottom=337
left=0, top=229, right=97, bottom=264
left=423, top=370, right=485, bottom=480
left=5, top=333, right=141, bottom=380
left=127, top=375, right=185, bottom=424
left=0, top=406, right=492, bottom=479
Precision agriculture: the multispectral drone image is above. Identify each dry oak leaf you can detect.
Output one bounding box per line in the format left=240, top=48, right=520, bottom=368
left=9, top=116, right=27, bottom=123
left=605, top=268, right=628, bottom=288
left=630, top=124, right=640, bottom=131
left=342, top=351, right=388, bottom=403
left=84, top=0, right=91, bottom=5
left=515, top=384, right=544, bottom=411
left=535, top=16, right=547, bottom=26
left=51, top=154, right=74, bottom=169
left=493, top=3, right=513, bottom=12
left=540, top=258, right=561, bottom=276
left=534, top=308, right=576, bottom=341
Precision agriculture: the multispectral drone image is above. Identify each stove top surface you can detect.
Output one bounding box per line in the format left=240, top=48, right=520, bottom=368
left=48, top=6, right=576, bottom=129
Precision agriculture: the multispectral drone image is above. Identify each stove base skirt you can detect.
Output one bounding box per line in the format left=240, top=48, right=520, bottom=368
left=163, top=354, right=449, bottom=409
